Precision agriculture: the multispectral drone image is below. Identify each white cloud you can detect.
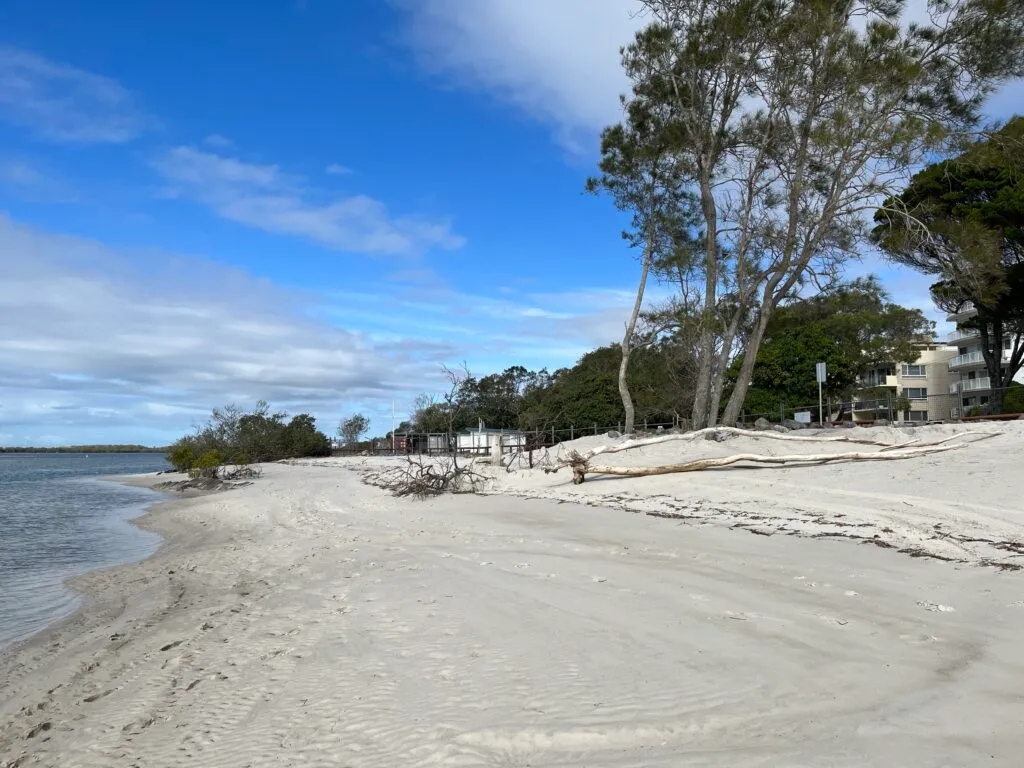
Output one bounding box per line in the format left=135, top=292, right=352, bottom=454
left=0, top=215, right=645, bottom=444
left=396, top=0, right=643, bottom=153
left=0, top=215, right=436, bottom=444
left=396, top=0, right=1021, bottom=154
left=154, top=146, right=465, bottom=255
left=0, top=154, right=78, bottom=201
left=0, top=46, right=147, bottom=143
left=325, top=163, right=353, bottom=175
left=203, top=133, right=234, bottom=149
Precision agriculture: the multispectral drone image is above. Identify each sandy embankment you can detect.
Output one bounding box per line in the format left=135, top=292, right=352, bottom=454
left=1, top=423, right=1023, bottom=766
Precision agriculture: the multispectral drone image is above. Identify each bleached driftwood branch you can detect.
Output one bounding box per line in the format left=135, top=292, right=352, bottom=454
left=546, top=427, right=992, bottom=469
left=544, top=428, right=995, bottom=484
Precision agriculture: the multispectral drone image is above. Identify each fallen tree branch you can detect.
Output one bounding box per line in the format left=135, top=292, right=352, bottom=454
left=557, top=443, right=966, bottom=484
left=365, top=455, right=486, bottom=498
left=546, top=427, right=995, bottom=470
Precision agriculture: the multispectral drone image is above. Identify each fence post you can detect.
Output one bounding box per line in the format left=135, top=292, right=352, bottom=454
left=618, top=422, right=622, bottom=434
left=780, top=403, right=784, bottom=423
left=594, top=423, right=597, bottom=435
left=644, top=418, right=648, bottom=431
left=570, top=424, right=574, bottom=441
left=551, top=425, right=555, bottom=445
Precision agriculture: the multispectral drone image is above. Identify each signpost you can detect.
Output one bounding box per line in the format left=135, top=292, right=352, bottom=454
left=815, top=362, right=827, bottom=426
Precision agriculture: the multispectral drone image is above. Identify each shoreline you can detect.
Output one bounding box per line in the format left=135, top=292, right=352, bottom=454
left=0, top=473, right=197, bottom=660
left=3, top=455, right=1024, bottom=766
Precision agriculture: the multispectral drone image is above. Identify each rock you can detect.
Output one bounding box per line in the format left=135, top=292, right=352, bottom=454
left=656, top=425, right=665, bottom=433
left=874, top=418, right=889, bottom=427
left=770, top=424, right=789, bottom=433
left=606, top=430, right=621, bottom=439
left=781, top=419, right=806, bottom=430
left=753, top=417, right=772, bottom=431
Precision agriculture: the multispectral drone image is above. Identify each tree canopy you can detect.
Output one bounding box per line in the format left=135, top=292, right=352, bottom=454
left=873, top=116, right=1024, bottom=411
left=728, top=278, right=934, bottom=414
left=596, top=0, right=1024, bottom=427
left=167, top=401, right=331, bottom=471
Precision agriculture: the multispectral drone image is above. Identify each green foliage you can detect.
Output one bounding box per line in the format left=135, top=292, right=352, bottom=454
left=895, top=393, right=913, bottom=418
left=608, top=0, right=1024, bottom=427
left=338, top=413, right=371, bottom=445
left=190, top=449, right=223, bottom=479
left=1003, top=384, right=1024, bottom=414
left=167, top=444, right=195, bottom=472
left=873, top=118, right=1024, bottom=405
left=166, top=401, right=331, bottom=471
left=408, top=345, right=695, bottom=435
left=728, top=279, right=933, bottom=412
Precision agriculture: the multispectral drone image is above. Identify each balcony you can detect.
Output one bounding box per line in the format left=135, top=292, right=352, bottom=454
left=860, top=374, right=897, bottom=388
left=948, top=327, right=979, bottom=343
left=945, top=302, right=977, bottom=323
left=948, top=350, right=1011, bottom=371
left=950, top=377, right=992, bottom=394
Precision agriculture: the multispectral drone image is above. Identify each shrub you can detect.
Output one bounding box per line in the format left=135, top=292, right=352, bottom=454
left=1003, top=385, right=1024, bottom=414
left=190, top=450, right=223, bottom=479
left=167, top=443, right=195, bottom=472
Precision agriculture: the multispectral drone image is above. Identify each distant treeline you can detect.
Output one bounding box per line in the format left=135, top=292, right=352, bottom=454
left=0, top=445, right=167, bottom=453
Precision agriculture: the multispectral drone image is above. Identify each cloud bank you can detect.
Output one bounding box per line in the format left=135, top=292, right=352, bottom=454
left=154, top=146, right=465, bottom=255
left=0, top=46, right=148, bottom=143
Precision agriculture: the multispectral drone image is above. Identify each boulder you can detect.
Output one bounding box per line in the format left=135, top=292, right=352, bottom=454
left=753, top=417, right=772, bottom=431
left=770, top=424, right=790, bottom=433
left=781, top=419, right=806, bottom=430
left=874, top=418, right=889, bottom=427
left=606, top=430, right=622, bottom=439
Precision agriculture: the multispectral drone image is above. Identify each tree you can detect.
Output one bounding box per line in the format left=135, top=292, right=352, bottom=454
left=338, top=413, right=370, bottom=445
left=873, top=117, right=1024, bottom=412
left=728, top=278, right=934, bottom=414
left=615, top=0, right=1024, bottom=428
left=167, top=402, right=332, bottom=467
left=587, top=71, right=696, bottom=434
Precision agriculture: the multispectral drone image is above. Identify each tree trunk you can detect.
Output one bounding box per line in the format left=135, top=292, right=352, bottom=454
left=690, top=174, right=720, bottom=430
left=979, top=319, right=1006, bottom=413
left=619, top=242, right=654, bottom=435
left=721, top=301, right=773, bottom=425
left=706, top=310, right=742, bottom=428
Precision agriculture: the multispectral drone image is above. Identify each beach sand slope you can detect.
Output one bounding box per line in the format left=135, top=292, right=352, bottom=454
left=1, top=451, right=1023, bottom=766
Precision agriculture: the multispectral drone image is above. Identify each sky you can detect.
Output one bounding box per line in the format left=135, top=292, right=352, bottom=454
left=0, top=0, right=1020, bottom=446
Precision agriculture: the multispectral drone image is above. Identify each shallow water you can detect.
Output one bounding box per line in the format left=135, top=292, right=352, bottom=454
left=0, top=453, right=169, bottom=651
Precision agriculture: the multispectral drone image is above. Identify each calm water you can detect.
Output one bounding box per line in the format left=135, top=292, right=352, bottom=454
left=0, top=453, right=170, bottom=651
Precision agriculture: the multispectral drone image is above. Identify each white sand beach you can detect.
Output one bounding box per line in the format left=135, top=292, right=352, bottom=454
left=2, top=423, right=1024, bottom=766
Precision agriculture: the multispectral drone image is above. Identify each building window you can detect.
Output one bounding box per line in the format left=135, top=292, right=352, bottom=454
left=980, top=396, right=989, bottom=405
left=907, top=410, right=928, bottom=422
left=901, top=364, right=926, bottom=377
left=904, top=388, right=928, bottom=400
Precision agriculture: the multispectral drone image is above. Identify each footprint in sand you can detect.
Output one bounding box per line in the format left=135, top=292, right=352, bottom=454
left=916, top=601, right=955, bottom=613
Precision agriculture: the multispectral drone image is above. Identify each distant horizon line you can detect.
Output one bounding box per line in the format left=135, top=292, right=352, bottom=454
left=0, top=445, right=169, bottom=454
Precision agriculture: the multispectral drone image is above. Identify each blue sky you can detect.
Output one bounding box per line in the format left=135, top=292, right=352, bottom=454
left=0, top=0, right=1020, bottom=446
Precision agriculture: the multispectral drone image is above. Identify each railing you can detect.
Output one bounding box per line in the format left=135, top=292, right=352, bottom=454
left=949, top=351, right=985, bottom=369
left=861, top=374, right=897, bottom=388
left=949, top=350, right=1011, bottom=370
left=945, top=302, right=976, bottom=321
left=950, top=377, right=992, bottom=394
left=948, top=328, right=979, bottom=343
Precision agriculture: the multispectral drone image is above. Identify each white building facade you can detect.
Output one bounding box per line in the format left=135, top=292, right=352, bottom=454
left=854, top=343, right=957, bottom=423
left=946, top=303, right=1024, bottom=417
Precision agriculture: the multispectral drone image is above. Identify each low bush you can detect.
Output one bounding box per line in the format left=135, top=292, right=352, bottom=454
left=166, top=401, right=332, bottom=474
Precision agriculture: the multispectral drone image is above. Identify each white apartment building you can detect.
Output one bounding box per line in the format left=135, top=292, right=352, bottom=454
left=854, top=342, right=957, bottom=424
left=946, top=303, right=1024, bottom=417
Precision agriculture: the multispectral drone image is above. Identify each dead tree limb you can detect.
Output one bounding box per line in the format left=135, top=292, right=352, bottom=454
left=546, top=427, right=994, bottom=472
left=366, top=455, right=486, bottom=498
left=562, top=443, right=966, bottom=484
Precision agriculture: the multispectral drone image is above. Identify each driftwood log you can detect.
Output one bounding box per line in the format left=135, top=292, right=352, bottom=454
left=544, top=428, right=995, bottom=485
